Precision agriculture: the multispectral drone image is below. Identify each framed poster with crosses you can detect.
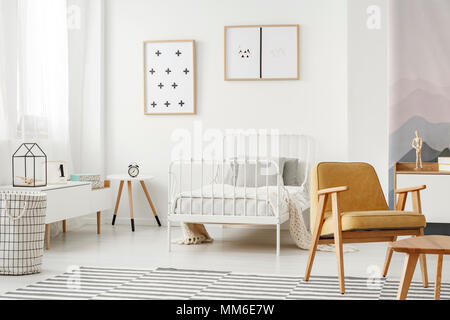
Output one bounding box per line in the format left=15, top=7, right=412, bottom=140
left=143, top=40, right=196, bottom=115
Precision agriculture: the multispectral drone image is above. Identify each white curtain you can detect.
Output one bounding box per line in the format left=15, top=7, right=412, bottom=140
left=0, top=0, right=17, bottom=185
left=0, top=0, right=104, bottom=182
left=0, top=0, right=72, bottom=185
left=16, top=0, right=72, bottom=165
left=0, top=1, right=104, bottom=234
left=0, top=13, right=6, bottom=141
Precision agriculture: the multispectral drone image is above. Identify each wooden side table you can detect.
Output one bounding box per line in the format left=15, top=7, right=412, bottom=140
left=107, top=174, right=161, bottom=232
left=390, top=235, right=450, bottom=300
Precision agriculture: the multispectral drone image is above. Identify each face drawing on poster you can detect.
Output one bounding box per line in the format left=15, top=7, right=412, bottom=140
left=238, top=46, right=251, bottom=59
left=225, top=25, right=299, bottom=80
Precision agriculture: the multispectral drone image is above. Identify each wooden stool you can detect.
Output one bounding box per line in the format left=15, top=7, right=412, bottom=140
left=390, top=235, right=450, bottom=300
left=107, top=174, right=161, bottom=232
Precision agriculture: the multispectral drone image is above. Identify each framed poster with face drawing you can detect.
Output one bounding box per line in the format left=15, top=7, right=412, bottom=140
left=224, top=25, right=300, bottom=81
left=143, top=40, right=196, bottom=115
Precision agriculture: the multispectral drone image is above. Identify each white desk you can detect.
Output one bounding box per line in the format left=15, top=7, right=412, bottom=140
left=0, top=181, right=113, bottom=249
left=107, top=174, right=160, bottom=231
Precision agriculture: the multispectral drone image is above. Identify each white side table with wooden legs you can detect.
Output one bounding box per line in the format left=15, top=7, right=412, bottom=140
left=107, top=174, right=161, bottom=232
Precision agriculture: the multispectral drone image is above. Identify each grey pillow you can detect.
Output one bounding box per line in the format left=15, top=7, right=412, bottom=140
left=282, top=158, right=301, bottom=186
left=225, top=158, right=285, bottom=187
left=223, top=162, right=237, bottom=185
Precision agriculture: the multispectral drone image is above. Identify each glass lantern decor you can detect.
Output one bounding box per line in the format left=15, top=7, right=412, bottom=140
left=12, top=143, right=47, bottom=187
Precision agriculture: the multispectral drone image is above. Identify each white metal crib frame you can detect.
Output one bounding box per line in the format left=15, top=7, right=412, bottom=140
left=167, top=133, right=312, bottom=256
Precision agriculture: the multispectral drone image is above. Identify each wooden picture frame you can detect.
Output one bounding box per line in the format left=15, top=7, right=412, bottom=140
left=224, top=25, right=300, bottom=81
left=143, top=40, right=196, bottom=115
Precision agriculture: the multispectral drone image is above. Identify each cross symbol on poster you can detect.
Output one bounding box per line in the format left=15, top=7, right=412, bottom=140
left=149, top=68, right=155, bottom=75
left=151, top=101, right=157, bottom=108
left=155, top=50, right=162, bottom=56
left=172, top=82, right=178, bottom=89
left=164, top=101, right=171, bottom=108
left=183, top=68, right=190, bottom=75
left=175, top=50, right=182, bottom=56
left=165, top=68, right=172, bottom=75
left=158, top=83, right=164, bottom=89
left=179, top=100, right=185, bottom=107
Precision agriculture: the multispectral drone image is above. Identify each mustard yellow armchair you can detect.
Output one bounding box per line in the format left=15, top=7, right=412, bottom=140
left=304, top=162, right=428, bottom=294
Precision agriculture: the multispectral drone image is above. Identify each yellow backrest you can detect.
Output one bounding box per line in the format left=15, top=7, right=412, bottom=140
left=310, top=162, right=389, bottom=230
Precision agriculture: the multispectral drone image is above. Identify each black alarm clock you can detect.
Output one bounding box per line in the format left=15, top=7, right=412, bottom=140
left=128, top=163, right=140, bottom=178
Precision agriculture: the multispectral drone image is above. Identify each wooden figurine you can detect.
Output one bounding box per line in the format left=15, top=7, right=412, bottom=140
left=411, top=130, right=423, bottom=170
left=15, top=176, right=43, bottom=185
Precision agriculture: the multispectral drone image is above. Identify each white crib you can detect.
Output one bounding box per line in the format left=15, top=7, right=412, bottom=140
left=168, top=132, right=313, bottom=256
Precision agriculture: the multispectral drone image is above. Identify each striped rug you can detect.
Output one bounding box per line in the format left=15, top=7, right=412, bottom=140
left=1, top=266, right=449, bottom=300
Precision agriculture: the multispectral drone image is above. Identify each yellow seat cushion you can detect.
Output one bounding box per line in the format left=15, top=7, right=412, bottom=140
left=320, top=210, right=426, bottom=236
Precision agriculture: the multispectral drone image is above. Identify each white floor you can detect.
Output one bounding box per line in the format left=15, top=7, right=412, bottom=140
left=1, top=222, right=448, bottom=296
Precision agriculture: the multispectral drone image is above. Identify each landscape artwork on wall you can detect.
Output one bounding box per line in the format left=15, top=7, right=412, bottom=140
left=143, top=40, right=196, bottom=115
left=389, top=0, right=450, bottom=207
left=224, top=25, right=299, bottom=81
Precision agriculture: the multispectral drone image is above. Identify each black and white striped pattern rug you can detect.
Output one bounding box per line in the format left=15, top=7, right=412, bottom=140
left=1, top=266, right=449, bottom=300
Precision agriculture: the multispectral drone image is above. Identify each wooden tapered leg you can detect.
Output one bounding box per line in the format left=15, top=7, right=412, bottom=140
left=332, top=193, right=345, bottom=294
left=411, top=193, right=428, bottom=288
left=127, top=181, right=135, bottom=232
left=419, top=254, right=428, bottom=288
left=45, top=224, right=50, bottom=250
left=435, top=254, right=443, bottom=300
left=62, top=220, right=67, bottom=233
left=112, top=181, right=124, bottom=225
left=140, top=180, right=161, bottom=227
left=397, top=253, right=419, bottom=300
left=97, top=211, right=101, bottom=235
left=383, top=237, right=397, bottom=277
left=305, top=194, right=327, bottom=281
left=418, top=228, right=428, bottom=288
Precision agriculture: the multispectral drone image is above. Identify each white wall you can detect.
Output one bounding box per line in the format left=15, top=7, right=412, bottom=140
left=104, top=0, right=348, bottom=225
left=347, top=0, right=389, bottom=194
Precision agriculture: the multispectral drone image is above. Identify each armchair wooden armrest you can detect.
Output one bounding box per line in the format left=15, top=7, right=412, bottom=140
left=315, top=186, right=348, bottom=231
left=395, top=185, right=426, bottom=194
left=394, top=185, right=426, bottom=212
left=317, top=186, right=349, bottom=195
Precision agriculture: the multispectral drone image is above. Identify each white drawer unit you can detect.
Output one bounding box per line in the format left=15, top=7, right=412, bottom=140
left=0, top=181, right=113, bottom=249
left=91, top=186, right=113, bottom=213
left=395, top=162, right=450, bottom=224
left=44, top=183, right=92, bottom=223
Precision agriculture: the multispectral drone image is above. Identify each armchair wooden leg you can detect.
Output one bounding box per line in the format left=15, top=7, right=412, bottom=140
left=305, top=195, right=327, bottom=281
left=382, top=237, right=397, bottom=277
left=305, top=222, right=321, bottom=281
left=332, top=193, right=345, bottom=294
left=418, top=228, right=428, bottom=288
left=334, top=227, right=345, bottom=294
